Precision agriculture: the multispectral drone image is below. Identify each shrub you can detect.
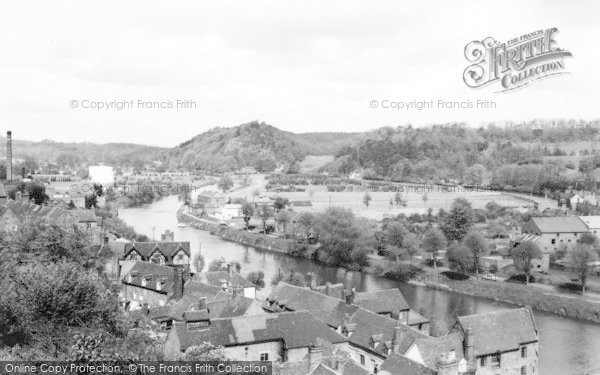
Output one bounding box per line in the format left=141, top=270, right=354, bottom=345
left=440, top=271, right=470, bottom=280
left=384, top=263, right=415, bottom=282
left=506, top=274, right=535, bottom=284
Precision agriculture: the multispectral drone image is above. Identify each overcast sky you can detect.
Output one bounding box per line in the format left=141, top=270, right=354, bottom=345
left=0, top=0, right=598, bottom=147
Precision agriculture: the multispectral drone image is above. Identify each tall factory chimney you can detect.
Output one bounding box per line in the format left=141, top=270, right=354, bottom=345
left=6, top=131, right=12, bottom=181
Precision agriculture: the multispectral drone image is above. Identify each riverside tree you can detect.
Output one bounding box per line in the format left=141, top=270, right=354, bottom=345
left=569, top=244, right=598, bottom=295
left=422, top=227, right=447, bottom=270
left=510, top=240, right=542, bottom=285
left=462, top=230, right=488, bottom=276
left=440, top=198, right=474, bottom=241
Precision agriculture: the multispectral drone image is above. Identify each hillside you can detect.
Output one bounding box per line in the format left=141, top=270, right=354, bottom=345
left=167, top=121, right=361, bottom=172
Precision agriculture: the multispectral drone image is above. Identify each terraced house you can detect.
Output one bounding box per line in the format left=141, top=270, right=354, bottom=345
left=122, top=241, right=191, bottom=266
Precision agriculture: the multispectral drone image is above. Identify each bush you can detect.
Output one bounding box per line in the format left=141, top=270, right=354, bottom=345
left=440, top=271, right=470, bottom=280
left=384, top=263, right=415, bottom=282
left=505, top=274, right=535, bottom=284
left=557, top=282, right=582, bottom=293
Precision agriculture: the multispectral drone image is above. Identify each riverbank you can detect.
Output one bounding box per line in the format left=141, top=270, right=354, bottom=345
left=421, top=277, right=600, bottom=323
left=177, top=206, right=600, bottom=324
left=177, top=208, right=294, bottom=254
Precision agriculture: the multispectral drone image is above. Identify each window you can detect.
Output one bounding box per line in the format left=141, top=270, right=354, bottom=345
left=480, top=356, right=486, bottom=367
left=360, top=355, right=365, bottom=365
left=551, top=239, right=556, bottom=245
left=260, top=353, right=269, bottom=362
left=521, top=346, right=527, bottom=358
left=491, top=352, right=501, bottom=368
left=373, top=364, right=378, bottom=374
left=521, top=366, right=527, bottom=375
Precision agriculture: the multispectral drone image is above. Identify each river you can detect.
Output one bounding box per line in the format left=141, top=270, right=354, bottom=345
left=119, top=195, right=600, bottom=375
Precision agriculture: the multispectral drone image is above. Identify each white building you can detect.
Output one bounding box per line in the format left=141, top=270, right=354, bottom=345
left=89, top=165, right=115, bottom=186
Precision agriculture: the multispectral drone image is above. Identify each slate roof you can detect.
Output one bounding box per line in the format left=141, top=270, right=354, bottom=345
left=71, top=209, right=98, bottom=222
left=409, top=332, right=464, bottom=369
left=122, top=262, right=177, bottom=294
left=353, top=289, right=410, bottom=313
left=198, top=271, right=255, bottom=288
left=579, top=215, right=600, bottom=229
left=456, top=307, right=538, bottom=356
left=528, top=216, right=588, bottom=233
left=123, top=241, right=191, bottom=259
left=379, top=352, right=436, bottom=375
left=345, top=308, right=429, bottom=358
left=172, top=311, right=347, bottom=351
left=266, top=282, right=359, bottom=328
left=407, top=310, right=430, bottom=326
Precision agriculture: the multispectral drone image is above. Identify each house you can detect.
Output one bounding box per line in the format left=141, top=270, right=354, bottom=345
left=163, top=311, right=350, bottom=364
left=122, top=241, right=191, bottom=266
left=121, top=263, right=188, bottom=309
left=196, top=191, right=226, bottom=215
left=196, top=263, right=256, bottom=299
left=266, top=282, right=429, bottom=334
left=265, top=283, right=436, bottom=374
left=521, top=216, right=588, bottom=256
left=213, top=203, right=242, bottom=221
left=578, top=215, right=600, bottom=237
left=570, top=194, right=585, bottom=210
left=448, top=307, right=539, bottom=375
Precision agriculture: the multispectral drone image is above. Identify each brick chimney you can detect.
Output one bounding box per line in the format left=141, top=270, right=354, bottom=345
left=436, top=350, right=459, bottom=375
left=308, top=272, right=317, bottom=290
left=173, top=266, right=184, bottom=300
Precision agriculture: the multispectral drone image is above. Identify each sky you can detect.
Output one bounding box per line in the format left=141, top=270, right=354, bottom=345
left=0, top=0, right=598, bottom=147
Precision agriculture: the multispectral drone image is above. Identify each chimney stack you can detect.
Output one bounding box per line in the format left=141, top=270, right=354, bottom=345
left=344, top=287, right=355, bottom=305
left=173, top=266, right=184, bottom=300
left=199, top=297, right=207, bottom=311
left=6, top=131, right=12, bottom=181
left=464, top=327, right=475, bottom=371
left=392, top=326, right=402, bottom=354
left=308, top=344, right=323, bottom=374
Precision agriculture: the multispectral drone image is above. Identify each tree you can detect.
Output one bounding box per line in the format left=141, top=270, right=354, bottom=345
left=446, top=243, right=474, bottom=274
left=440, top=198, right=474, bottom=241
left=217, top=176, right=234, bottom=192
left=462, top=231, right=488, bottom=276
left=208, top=258, right=226, bottom=272
left=316, top=207, right=372, bottom=267
left=394, top=192, right=406, bottom=208
left=363, top=192, right=372, bottom=208
left=246, top=271, right=265, bottom=289
left=241, top=202, right=254, bottom=230
left=402, top=233, right=420, bottom=266
left=27, top=183, right=49, bottom=205
left=259, top=203, right=273, bottom=234
left=182, top=343, right=226, bottom=361
left=84, top=192, right=97, bottom=209
left=510, top=241, right=542, bottom=285
left=384, top=222, right=406, bottom=249
left=276, top=210, right=292, bottom=233
left=569, top=244, right=598, bottom=295
left=422, top=228, right=447, bottom=270
left=579, top=232, right=598, bottom=246
left=297, top=212, right=315, bottom=241
left=464, top=164, right=485, bottom=185
left=273, top=197, right=290, bottom=211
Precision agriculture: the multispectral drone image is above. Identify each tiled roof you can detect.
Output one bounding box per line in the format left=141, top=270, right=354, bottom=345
left=123, top=241, right=191, bottom=259
left=379, top=352, right=436, bottom=375
left=266, top=282, right=359, bottom=328
left=172, top=311, right=347, bottom=351
left=529, top=216, right=588, bottom=233
left=353, top=289, right=410, bottom=314
left=456, top=307, right=538, bottom=356
left=198, top=271, right=255, bottom=288
left=409, top=332, right=464, bottom=369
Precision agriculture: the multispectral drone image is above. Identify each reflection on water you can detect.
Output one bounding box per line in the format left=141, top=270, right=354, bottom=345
left=119, top=196, right=600, bottom=375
